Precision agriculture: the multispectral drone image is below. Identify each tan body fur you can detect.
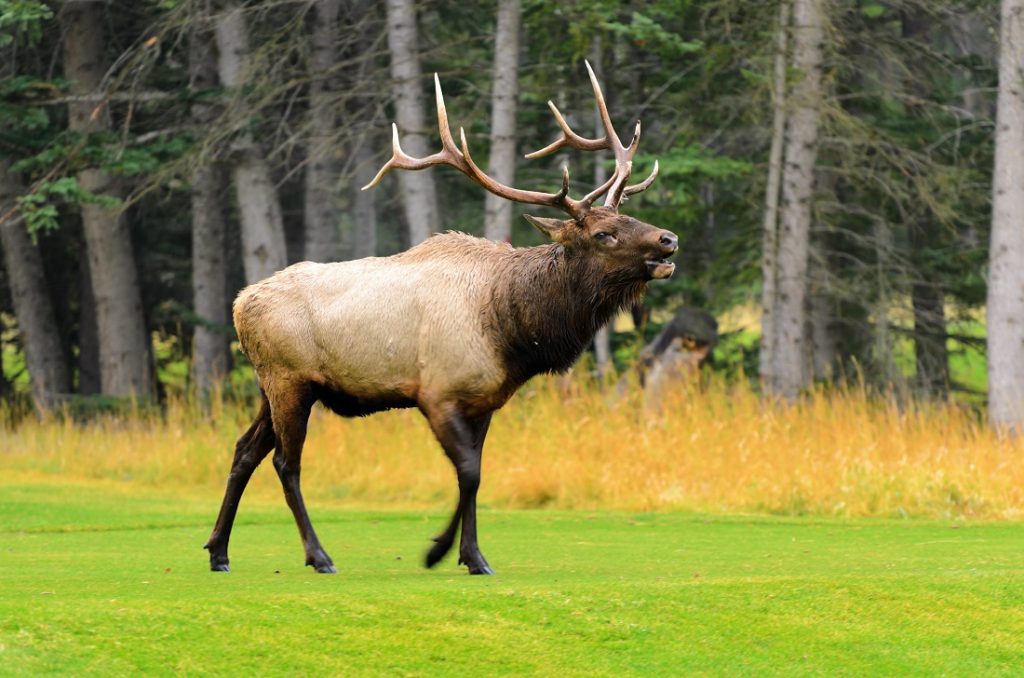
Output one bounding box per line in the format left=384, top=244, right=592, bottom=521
left=235, top=233, right=514, bottom=417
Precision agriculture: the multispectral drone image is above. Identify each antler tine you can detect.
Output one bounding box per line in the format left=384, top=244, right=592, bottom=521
left=558, top=165, right=571, bottom=198
left=625, top=119, right=642, bottom=158
left=578, top=170, right=624, bottom=210
left=522, top=61, right=653, bottom=213
left=361, top=123, right=406, bottom=190
left=622, top=159, right=659, bottom=200
left=433, top=73, right=463, bottom=158
left=583, top=60, right=650, bottom=209
left=600, top=120, right=648, bottom=207
left=602, top=167, right=631, bottom=209
left=458, top=127, right=579, bottom=214
left=361, top=74, right=469, bottom=191
left=584, top=60, right=625, bottom=155
left=525, top=100, right=608, bottom=159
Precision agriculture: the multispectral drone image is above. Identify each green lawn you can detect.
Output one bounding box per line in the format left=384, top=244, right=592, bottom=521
left=1, top=479, right=1023, bottom=676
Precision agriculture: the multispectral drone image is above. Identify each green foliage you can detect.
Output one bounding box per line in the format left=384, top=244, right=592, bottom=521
left=0, top=312, right=27, bottom=387
left=105, top=135, right=194, bottom=176
left=0, top=0, right=51, bottom=47
left=713, top=328, right=761, bottom=378
left=860, top=2, right=887, bottom=19
left=640, top=147, right=753, bottom=215
left=0, top=75, right=55, bottom=131
left=15, top=177, right=121, bottom=235
left=605, top=11, right=704, bottom=56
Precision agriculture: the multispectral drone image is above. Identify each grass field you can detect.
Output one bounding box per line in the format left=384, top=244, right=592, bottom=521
left=2, top=475, right=1023, bottom=676
left=3, top=378, right=1024, bottom=674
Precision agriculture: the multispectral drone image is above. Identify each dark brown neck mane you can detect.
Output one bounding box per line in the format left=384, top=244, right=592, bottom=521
left=485, top=243, right=647, bottom=385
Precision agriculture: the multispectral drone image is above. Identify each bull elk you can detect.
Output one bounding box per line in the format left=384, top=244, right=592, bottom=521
left=205, top=62, right=678, bottom=575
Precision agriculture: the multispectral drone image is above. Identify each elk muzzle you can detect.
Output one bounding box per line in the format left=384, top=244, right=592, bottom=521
left=646, top=230, right=678, bottom=279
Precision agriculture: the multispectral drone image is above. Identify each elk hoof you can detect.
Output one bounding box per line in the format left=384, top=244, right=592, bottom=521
left=306, top=550, right=336, bottom=573
left=207, top=548, right=230, bottom=572
left=460, top=553, right=494, bottom=575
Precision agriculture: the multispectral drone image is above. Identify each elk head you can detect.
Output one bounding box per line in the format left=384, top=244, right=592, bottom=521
left=363, top=61, right=677, bottom=281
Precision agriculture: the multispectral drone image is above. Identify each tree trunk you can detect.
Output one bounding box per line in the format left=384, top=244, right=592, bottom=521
left=700, top=182, right=717, bottom=301
left=951, top=10, right=997, bottom=120
left=808, top=292, right=836, bottom=381
left=912, top=272, right=949, bottom=397
left=0, top=331, right=7, bottom=402
left=61, top=2, right=154, bottom=398
left=771, top=0, right=824, bottom=400
left=303, top=0, right=342, bottom=262
left=215, top=3, right=288, bottom=284
left=483, top=0, right=520, bottom=243
left=871, top=219, right=898, bottom=385
left=189, top=21, right=230, bottom=395
left=593, top=325, right=613, bottom=378
left=760, top=0, right=790, bottom=390
left=909, top=217, right=949, bottom=398
left=385, top=0, right=439, bottom=245
left=807, top=241, right=836, bottom=382
left=350, top=140, right=378, bottom=259
left=0, top=162, right=71, bottom=408
left=347, top=0, right=378, bottom=260
left=592, top=40, right=613, bottom=378
left=987, top=0, right=1024, bottom=430
left=77, top=256, right=100, bottom=395
left=191, top=163, right=230, bottom=393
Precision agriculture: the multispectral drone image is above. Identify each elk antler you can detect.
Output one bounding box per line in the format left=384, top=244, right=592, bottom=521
left=526, top=61, right=659, bottom=210
left=363, top=64, right=658, bottom=219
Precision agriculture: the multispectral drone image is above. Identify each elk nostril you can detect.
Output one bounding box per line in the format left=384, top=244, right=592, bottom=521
left=659, top=233, right=678, bottom=250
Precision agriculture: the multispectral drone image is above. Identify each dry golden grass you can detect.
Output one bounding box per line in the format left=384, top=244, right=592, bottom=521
left=2, top=375, right=1023, bottom=519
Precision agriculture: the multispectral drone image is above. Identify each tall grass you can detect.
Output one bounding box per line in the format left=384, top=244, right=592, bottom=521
left=2, top=376, right=1022, bottom=518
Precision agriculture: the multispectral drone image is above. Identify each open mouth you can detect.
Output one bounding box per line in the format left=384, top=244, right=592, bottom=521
left=646, top=258, right=676, bottom=279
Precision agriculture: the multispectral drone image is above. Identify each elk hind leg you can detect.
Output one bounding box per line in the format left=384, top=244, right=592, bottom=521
left=425, top=490, right=464, bottom=569
left=424, top=409, right=493, bottom=575
left=205, top=396, right=275, bottom=572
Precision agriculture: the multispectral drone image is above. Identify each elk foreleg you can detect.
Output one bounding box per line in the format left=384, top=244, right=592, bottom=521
left=423, top=408, right=493, bottom=574
left=205, top=396, right=276, bottom=572
left=270, top=385, right=336, bottom=573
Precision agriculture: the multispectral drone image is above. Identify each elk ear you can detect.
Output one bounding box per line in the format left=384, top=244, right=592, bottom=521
left=524, top=214, right=571, bottom=243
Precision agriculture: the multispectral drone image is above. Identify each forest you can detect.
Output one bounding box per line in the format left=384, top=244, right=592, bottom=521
left=0, top=0, right=1021, bottom=429
left=5, top=5, right=1024, bottom=671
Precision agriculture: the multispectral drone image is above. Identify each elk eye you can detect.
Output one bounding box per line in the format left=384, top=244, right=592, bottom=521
left=594, top=232, right=616, bottom=244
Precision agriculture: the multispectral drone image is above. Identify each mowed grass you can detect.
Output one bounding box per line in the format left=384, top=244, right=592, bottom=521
left=2, top=476, right=1023, bottom=676
left=2, top=378, right=1023, bottom=673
